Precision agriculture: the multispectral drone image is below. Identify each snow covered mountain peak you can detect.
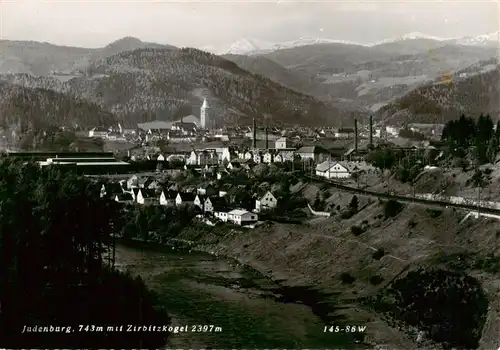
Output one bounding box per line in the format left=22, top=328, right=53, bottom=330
left=222, top=38, right=274, bottom=55
left=454, top=31, right=499, bottom=46
left=367, top=32, right=452, bottom=46
left=220, top=31, right=500, bottom=55
left=222, top=36, right=363, bottom=55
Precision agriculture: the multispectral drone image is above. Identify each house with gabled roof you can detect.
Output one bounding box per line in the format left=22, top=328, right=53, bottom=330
left=315, top=160, right=352, bottom=179
left=252, top=150, right=263, bottom=164
left=255, top=191, right=278, bottom=212
left=115, top=192, right=134, bottom=204
left=204, top=196, right=227, bottom=213
left=130, top=188, right=141, bottom=201
left=194, top=194, right=206, bottom=210
left=176, top=192, right=196, bottom=206
left=89, top=127, right=108, bottom=138
left=227, top=209, right=258, bottom=225
left=136, top=189, right=158, bottom=205
left=274, top=154, right=284, bottom=163
left=262, top=151, right=275, bottom=164
left=100, top=182, right=123, bottom=198
left=159, top=190, right=177, bottom=206
left=296, top=146, right=331, bottom=163
left=226, top=161, right=242, bottom=171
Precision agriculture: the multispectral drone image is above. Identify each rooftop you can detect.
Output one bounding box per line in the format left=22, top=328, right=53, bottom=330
left=228, top=209, right=250, bottom=216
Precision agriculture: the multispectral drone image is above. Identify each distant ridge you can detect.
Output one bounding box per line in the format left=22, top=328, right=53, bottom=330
left=222, top=31, right=499, bottom=55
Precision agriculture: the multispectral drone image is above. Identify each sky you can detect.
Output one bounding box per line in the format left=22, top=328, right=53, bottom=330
left=1, top=0, right=499, bottom=52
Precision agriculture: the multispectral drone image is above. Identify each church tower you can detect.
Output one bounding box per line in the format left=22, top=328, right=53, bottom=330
left=200, top=98, right=209, bottom=129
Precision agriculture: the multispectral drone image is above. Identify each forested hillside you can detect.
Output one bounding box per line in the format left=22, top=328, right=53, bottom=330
left=67, top=48, right=361, bottom=127
left=0, top=81, right=116, bottom=129
left=376, top=63, right=500, bottom=124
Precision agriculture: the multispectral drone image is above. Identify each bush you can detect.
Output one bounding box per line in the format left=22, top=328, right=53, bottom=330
left=384, top=200, right=403, bottom=218
left=341, top=209, right=355, bottom=220
left=351, top=225, right=364, bottom=236
left=369, top=275, right=384, bottom=285
left=374, top=268, right=488, bottom=349
left=340, top=272, right=356, bottom=284
left=372, top=248, right=386, bottom=260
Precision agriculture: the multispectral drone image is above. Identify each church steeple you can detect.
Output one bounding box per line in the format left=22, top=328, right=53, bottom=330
left=200, top=98, right=209, bottom=129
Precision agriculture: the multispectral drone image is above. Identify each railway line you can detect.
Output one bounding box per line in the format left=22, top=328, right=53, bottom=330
left=306, top=175, right=500, bottom=216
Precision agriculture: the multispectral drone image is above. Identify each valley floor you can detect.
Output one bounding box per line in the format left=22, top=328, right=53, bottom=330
left=178, top=186, right=500, bottom=349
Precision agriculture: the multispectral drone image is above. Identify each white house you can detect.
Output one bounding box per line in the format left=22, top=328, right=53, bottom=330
left=136, top=189, right=157, bottom=205
left=263, top=151, right=274, bottom=164
left=187, top=151, right=199, bottom=166
left=274, top=154, right=284, bottom=163
left=159, top=191, right=176, bottom=206
left=212, top=147, right=232, bottom=164
left=194, top=194, right=206, bottom=210
left=130, top=188, right=140, bottom=201
left=214, top=210, right=229, bottom=222
left=188, top=150, right=218, bottom=166
left=227, top=209, right=258, bottom=225
left=89, top=127, right=108, bottom=138
left=255, top=191, right=278, bottom=212
left=275, top=137, right=289, bottom=149
left=315, top=161, right=352, bottom=179
left=252, top=151, right=263, bottom=164
left=244, top=151, right=253, bottom=160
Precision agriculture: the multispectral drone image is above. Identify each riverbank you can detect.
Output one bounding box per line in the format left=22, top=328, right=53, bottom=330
left=115, top=238, right=366, bottom=348
left=164, top=200, right=500, bottom=349
left=116, top=193, right=500, bottom=349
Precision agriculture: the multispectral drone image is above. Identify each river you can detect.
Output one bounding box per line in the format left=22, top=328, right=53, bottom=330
left=115, top=240, right=367, bottom=348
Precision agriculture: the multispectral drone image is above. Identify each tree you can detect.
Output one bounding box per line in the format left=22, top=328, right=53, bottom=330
left=366, top=148, right=396, bottom=170
left=349, top=195, right=359, bottom=213
left=453, top=157, right=469, bottom=172
left=0, top=159, right=169, bottom=348
left=486, top=136, right=499, bottom=164
left=156, top=162, right=164, bottom=172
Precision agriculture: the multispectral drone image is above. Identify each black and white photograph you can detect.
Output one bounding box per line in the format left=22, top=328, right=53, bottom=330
left=0, top=0, right=499, bottom=348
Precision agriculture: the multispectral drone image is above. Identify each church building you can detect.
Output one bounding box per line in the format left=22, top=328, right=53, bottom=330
left=200, top=98, right=210, bottom=129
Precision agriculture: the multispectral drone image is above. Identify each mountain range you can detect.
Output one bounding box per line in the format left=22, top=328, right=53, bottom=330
left=0, top=44, right=361, bottom=128
left=222, top=31, right=500, bottom=55
left=0, top=36, right=175, bottom=76
left=225, top=41, right=497, bottom=113
left=0, top=33, right=498, bottom=130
